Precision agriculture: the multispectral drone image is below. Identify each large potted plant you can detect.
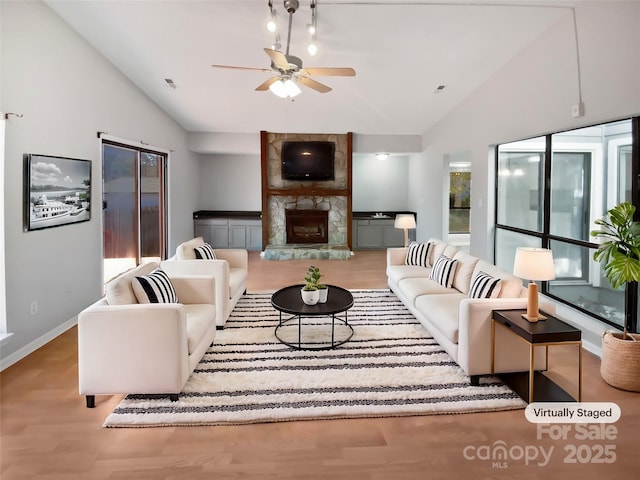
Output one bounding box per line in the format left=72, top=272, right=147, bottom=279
left=591, top=201, right=640, bottom=391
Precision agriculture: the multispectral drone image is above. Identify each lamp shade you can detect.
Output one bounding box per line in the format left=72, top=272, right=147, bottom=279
left=513, top=247, right=556, bottom=281
left=394, top=214, right=416, bottom=229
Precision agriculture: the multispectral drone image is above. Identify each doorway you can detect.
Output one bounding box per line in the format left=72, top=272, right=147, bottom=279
left=102, top=141, right=167, bottom=282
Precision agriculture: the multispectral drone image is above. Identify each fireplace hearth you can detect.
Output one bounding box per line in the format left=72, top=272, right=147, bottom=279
left=286, top=209, right=329, bottom=244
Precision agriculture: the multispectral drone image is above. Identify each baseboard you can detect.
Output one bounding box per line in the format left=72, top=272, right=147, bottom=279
left=0, top=316, right=78, bottom=372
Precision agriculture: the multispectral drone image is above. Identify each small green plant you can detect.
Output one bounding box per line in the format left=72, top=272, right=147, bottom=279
left=303, top=265, right=320, bottom=291
left=303, top=265, right=326, bottom=291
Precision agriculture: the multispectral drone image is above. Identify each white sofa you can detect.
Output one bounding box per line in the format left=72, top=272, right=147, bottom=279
left=161, top=237, right=248, bottom=329
left=78, top=262, right=216, bottom=407
left=387, top=239, right=551, bottom=384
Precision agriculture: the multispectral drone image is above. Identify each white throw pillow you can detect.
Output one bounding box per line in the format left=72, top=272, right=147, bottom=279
left=176, top=237, right=205, bottom=260
left=468, top=271, right=502, bottom=299
left=405, top=241, right=432, bottom=267
left=429, top=255, right=458, bottom=288
left=132, top=268, right=178, bottom=303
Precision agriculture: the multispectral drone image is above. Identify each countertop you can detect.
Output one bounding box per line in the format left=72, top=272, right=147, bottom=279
left=193, top=210, right=416, bottom=220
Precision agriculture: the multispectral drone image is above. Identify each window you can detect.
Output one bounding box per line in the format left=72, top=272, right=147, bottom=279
left=102, top=140, right=167, bottom=282
left=495, top=119, right=636, bottom=332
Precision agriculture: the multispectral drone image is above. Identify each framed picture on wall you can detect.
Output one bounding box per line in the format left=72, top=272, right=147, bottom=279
left=24, top=153, right=91, bottom=232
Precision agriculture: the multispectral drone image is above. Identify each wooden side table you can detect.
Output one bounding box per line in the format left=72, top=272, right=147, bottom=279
left=492, top=309, right=582, bottom=403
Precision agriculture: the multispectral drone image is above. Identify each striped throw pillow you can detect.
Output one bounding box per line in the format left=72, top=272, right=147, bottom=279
left=429, top=255, right=458, bottom=288
left=194, top=243, right=216, bottom=260
left=132, top=268, right=178, bottom=304
left=468, top=271, right=502, bottom=299
left=405, top=241, right=432, bottom=267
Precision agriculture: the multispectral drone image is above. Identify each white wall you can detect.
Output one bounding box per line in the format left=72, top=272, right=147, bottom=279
left=0, top=1, right=199, bottom=368
left=352, top=154, right=409, bottom=211
left=198, top=154, right=262, bottom=210
left=413, top=2, right=640, bottom=260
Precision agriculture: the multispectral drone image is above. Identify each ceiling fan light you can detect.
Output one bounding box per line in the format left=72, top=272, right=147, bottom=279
left=269, top=79, right=288, bottom=98
left=283, top=79, right=301, bottom=97
left=307, top=43, right=318, bottom=56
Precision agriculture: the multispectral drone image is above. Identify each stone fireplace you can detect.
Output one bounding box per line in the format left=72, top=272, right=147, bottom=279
left=286, top=209, right=329, bottom=244
left=261, top=131, right=353, bottom=254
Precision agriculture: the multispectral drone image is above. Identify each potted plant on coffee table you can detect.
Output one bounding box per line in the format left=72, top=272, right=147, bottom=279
left=308, top=265, right=328, bottom=303
left=591, top=201, right=640, bottom=391
left=301, top=267, right=320, bottom=305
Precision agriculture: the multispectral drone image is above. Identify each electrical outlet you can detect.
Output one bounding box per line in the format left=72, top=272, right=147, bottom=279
left=30, top=301, right=38, bottom=316
left=571, top=102, right=585, bottom=118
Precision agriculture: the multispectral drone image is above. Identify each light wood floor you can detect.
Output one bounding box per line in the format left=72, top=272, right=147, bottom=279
left=2, top=251, right=639, bottom=479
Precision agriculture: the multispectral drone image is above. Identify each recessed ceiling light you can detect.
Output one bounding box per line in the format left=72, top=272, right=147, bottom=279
left=433, top=85, right=446, bottom=94
left=375, top=153, right=389, bottom=160
left=165, top=78, right=177, bottom=89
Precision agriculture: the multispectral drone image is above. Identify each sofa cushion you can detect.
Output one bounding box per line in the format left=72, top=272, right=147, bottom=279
left=228, top=268, right=247, bottom=298
left=386, top=265, right=430, bottom=285
left=430, top=255, right=458, bottom=288
left=184, top=304, right=215, bottom=355
left=132, top=268, right=179, bottom=304
left=398, top=277, right=457, bottom=305
left=429, top=239, right=459, bottom=265
left=194, top=243, right=216, bottom=260
left=452, top=251, right=480, bottom=294
left=176, top=237, right=205, bottom=260
left=415, top=293, right=466, bottom=344
left=105, top=262, right=158, bottom=305
left=405, top=241, right=432, bottom=267
left=472, top=260, right=524, bottom=298
left=468, top=271, right=502, bottom=298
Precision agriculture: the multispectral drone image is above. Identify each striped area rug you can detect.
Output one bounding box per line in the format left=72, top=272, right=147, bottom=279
left=103, top=290, right=525, bottom=427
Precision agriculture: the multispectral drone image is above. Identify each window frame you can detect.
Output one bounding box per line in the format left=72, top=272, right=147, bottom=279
left=494, top=117, right=639, bottom=333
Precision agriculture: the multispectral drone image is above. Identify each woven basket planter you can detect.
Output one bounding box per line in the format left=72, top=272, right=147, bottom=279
left=600, top=331, right=640, bottom=392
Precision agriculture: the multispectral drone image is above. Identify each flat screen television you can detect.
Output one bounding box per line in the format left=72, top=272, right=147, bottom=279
left=281, top=141, right=335, bottom=181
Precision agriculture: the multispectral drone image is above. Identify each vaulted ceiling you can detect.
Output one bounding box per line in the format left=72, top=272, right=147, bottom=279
left=46, top=0, right=575, bottom=136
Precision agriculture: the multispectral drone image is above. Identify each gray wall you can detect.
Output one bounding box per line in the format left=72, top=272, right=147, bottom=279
left=197, top=153, right=411, bottom=213
left=1, top=1, right=199, bottom=367
left=198, top=154, right=262, bottom=211
left=352, top=154, right=409, bottom=211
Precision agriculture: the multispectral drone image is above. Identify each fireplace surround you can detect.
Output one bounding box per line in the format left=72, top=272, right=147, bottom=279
left=261, top=131, right=353, bottom=250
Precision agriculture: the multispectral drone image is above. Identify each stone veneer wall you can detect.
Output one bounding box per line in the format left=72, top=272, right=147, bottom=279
left=263, top=132, right=350, bottom=247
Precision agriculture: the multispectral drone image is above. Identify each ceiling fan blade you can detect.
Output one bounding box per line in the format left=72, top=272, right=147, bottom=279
left=299, top=67, right=356, bottom=77
left=212, top=64, right=272, bottom=73
left=297, top=76, right=332, bottom=93
left=255, top=77, right=280, bottom=91
left=263, top=48, right=290, bottom=71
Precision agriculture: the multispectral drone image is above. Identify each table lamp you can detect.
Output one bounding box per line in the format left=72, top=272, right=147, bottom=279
left=394, top=214, right=416, bottom=247
left=513, top=247, right=556, bottom=322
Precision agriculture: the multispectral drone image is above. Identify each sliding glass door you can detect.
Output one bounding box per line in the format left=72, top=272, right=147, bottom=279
left=102, top=141, right=167, bottom=282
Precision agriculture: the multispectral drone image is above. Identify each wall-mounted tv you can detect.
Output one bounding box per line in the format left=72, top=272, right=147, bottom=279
left=281, top=141, right=335, bottom=181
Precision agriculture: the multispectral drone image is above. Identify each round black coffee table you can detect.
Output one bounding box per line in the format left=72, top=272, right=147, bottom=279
left=271, top=284, right=354, bottom=350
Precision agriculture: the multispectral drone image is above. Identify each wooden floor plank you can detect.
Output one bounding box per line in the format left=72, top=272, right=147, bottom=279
left=1, top=250, right=638, bottom=479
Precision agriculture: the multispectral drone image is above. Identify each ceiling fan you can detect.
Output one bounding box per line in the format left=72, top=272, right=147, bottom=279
left=211, top=0, right=355, bottom=97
